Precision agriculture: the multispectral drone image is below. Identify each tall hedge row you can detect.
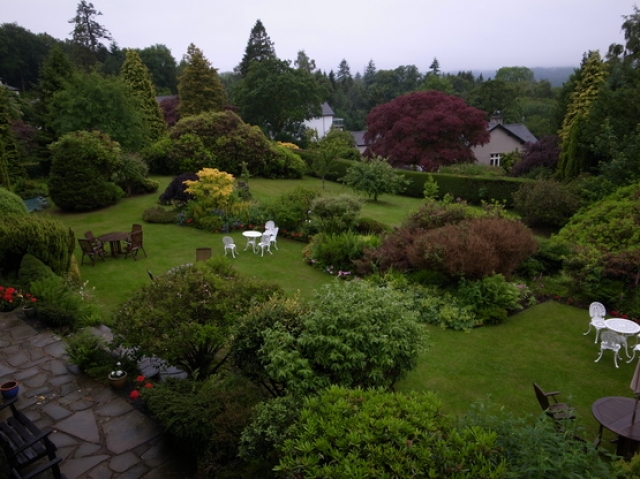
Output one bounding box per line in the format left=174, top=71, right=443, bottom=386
left=0, top=214, right=73, bottom=277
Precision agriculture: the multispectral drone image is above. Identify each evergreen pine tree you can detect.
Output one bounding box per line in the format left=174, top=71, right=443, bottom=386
left=238, top=19, right=277, bottom=77
left=557, top=51, right=607, bottom=180
left=35, top=45, right=75, bottom=129
left=0, top=87, right=18, bottom=189
left=121, top=49, right=165, bottom=141
left=177, top=44, right=227, bottom=118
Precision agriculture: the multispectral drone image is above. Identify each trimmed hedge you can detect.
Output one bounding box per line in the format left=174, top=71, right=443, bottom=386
left=326, top=159, right=531, bottom=206
left=0, top=214, right=73, bottom=277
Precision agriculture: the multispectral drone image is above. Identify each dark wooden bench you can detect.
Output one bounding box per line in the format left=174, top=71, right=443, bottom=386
left=0, top=397, right=65, bottom=479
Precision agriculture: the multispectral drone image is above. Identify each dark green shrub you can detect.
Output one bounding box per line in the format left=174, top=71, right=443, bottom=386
left=456, top=274, right=523, bottom=325
left=141, top=136, right=173, bottom=174
left=142, top=205, right=177, bottom=224
left=17, top=253, right=56, bottom=290
left=0, top=214, right=72, bottom=277
left=438, top=163, right=506, bottom=176
left=463, top=401, right=613, bottom=479
left=306, top=232, right=379, bottom=273
left=0, top=187, right=27, bottom=215
left=142, top=374, right=264, bottom=476
left=36, top=303, right=77, bottom=329
left=263, top=187, right=320, bottom=234
left=513, top=179, right=581, bottom=228
left=265, top=144, right=306, bottom=179
left=356, top=216, right=392, bottom=235
left=113, top=153, right=159, bottom=196
left=515, top=238, right=570, bottom=279
left=158, top=172, right=198, bottom=205
left=309, top=194, right=362, bottom=234
left=48, top=131, right=125, bottom=211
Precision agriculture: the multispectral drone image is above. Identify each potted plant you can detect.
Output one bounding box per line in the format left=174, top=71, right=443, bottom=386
left=0, top=286, right=23, bottom=312
left=21, top=293, right=38, bottom=319
left=108, top=362, right=127, bottom=389
left=1, top=380, right=19, bottom=399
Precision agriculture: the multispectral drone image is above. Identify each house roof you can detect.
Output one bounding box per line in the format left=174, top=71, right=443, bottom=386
left=155, top=95, right=177, bottom=103
left=350, top=130, right=367, bottom=147
left=320, top=102, right=334, bottom=116
left=488, top=121, right=537, bottom=144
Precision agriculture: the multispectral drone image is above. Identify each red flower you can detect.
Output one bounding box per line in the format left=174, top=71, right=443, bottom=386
left=129, top=390, right=140, bottom=400
left=136, top=375, right=145, bottom=382
left=144, top=383, right=153, bottom=389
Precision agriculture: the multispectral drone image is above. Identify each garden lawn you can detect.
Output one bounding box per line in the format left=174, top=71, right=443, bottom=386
left=42, top=176, right=630, bottom=454
left=397, top=300, right=633, bottom=452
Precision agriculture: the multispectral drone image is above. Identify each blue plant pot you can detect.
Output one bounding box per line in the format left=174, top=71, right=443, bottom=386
left=1, top=380, right=19, bottom=399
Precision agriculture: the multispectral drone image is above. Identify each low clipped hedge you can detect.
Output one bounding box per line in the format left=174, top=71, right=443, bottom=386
left=324, top=159, right=531, bottom=206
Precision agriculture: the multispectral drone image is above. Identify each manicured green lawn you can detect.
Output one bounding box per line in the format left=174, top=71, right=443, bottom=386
left=397, top=300, right=633, bottom=449
left=42, top=175, right=630, bottom=454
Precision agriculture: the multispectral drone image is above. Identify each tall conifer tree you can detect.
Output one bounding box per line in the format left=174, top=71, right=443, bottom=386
left=121, top=49, right=165, bottom=141
left=238, top=20, right=276, bottom=77
left=177, top=44, right=227, bottom=118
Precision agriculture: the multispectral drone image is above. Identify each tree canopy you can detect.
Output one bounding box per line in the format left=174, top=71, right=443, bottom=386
left=364, top=90, right=490, bottom=171
left=234, top=57, right=324, bottom=140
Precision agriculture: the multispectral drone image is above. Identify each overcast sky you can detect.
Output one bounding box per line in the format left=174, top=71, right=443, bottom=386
left=3, top=0, right=633, bottom=75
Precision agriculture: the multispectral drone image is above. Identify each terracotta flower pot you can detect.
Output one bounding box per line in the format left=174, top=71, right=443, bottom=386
left=1, top=380, right=19, bottom=399
left=108, top=372, right=127, bottom=389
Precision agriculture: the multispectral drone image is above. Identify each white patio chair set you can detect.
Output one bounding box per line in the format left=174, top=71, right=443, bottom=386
left=222, top=221, right=279, bottom=258
left=586, top=301, right=640, bottom=368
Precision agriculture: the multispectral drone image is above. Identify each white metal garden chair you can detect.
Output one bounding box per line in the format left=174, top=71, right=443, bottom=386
left=595, top=330, right=625, bottom=368
left=256, top=232, right=273, bottom=256
left=584, top=301, right=607, bottom=343
left=269, top=226, right=279, bottom=250
left=222, top=236, right=237, bottom=258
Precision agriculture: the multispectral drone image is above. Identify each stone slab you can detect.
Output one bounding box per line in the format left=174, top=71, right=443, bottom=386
left=55, top=409, right=100, bottom=443
left=103, top=410, right=161, bottom=455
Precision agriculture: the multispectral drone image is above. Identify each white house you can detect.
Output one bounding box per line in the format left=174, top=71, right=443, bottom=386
left=304, top=102, right=341, bottom=138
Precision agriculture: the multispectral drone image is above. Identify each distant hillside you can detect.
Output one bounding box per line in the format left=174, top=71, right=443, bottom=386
left=460, top=67, right=576, bottom=87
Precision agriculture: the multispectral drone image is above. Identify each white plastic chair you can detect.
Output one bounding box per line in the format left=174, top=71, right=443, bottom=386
left=595, top=330, right=625, bottom=368
left=269, top=227, right=279, bottom=250
left=222, top=236, right=237, bottom=258
left=256, top=232, right=272, bottom=256
left=584, top=301, right=607, bottom=343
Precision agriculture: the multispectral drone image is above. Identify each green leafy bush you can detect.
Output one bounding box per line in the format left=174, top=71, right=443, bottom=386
left=356, top=216, right=392, bottom=235
left=0, top=187, right=27, bottom=215
left=112, top=259, right=283, bottom=377
left=265, top=144, right=306, bottom=179
left=456, top=274, right=523, bottom=325
left=113, top=153, right=159, bottom=196
left=463, top=401, right=613, bottom=479
left=142, top=374, right=264, bottom=476
left=263, top=187, right=320, bottom=234
left=29, top=276, right=100, bottom=330
left=513, top=179, right=581, bottom=228
left=48, top=130, right=125, bottom=211
left=17, top=253, right=56, bottom=290
left=305, top=232, right=379, bottom=273
left=260, top=281, right=426, bottom=394
left=438, top=163, right=506, bottom=177
left=141, top=205, right=177, bottom=224
left=64, top=329, right=133, bottom=379
left=276, top=387, right=508, bottom=478
left=309, top=194, right=362, bottom=234
left=0, top=214, right=72, bottom=278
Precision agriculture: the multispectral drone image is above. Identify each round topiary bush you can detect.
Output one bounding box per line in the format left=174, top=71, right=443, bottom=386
left=48, top=131, right=125, bottom=211
left=0, top=187, right=28, bottom=215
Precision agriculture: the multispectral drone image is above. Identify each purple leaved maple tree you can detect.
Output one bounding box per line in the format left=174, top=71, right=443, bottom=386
left=364, top=91, right=490, bottom=171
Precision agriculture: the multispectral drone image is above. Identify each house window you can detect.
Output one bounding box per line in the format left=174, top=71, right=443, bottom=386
left=490, top=153, right=502, bottom=167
